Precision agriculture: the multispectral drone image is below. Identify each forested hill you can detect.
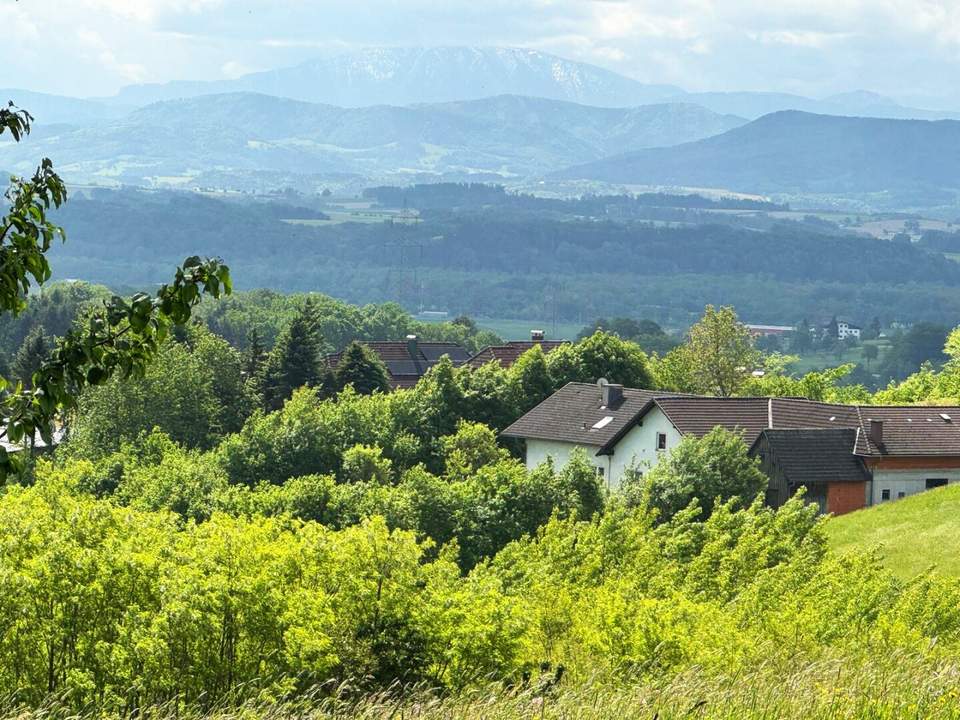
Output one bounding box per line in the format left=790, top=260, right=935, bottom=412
left=48, top=189, right=960, bottom=324
left=558, top=110, right=960, bottom=195
left=0, top=92, right=743, bottom=185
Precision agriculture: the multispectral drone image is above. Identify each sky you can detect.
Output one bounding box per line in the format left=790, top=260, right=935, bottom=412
left=2, top=0, right=960, bottom=107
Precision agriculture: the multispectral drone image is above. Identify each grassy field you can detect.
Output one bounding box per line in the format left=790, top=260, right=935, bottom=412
left=827, top=483, right=960, bottom=579
left=477, top=317, right=584, bottom=341
left=14, top=660, right=960, bottom=720
left=789, top=339, right=889, bottom=376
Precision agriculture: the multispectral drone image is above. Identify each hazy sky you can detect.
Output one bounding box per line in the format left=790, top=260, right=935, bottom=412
left=3, top=0, right=960, bottom=107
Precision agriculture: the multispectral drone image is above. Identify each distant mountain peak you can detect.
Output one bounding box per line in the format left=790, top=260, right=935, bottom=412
left=111, top=45, right=684, bottom=109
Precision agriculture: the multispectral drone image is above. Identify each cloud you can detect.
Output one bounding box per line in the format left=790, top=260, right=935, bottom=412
left=76, top=27, right=147, bottom=82
left=1, top=0, right=959, bottom=107
left=221, top=60, right=254, bottom=78
left=750, top=30, right=854, bottom=49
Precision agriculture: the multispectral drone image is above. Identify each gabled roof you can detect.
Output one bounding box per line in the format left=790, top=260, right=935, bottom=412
left=325, top=341, right=470, bottom=389
left=853, top=406, right=960, bottom=457
left=501, top=382, right=670, bottom=447
left=504, top=383, right=960, bottom=459
left=615, top=396, right=860, bottom=454
left=754, top=428, right=870, bottom=485
left=467, top=341, right=567, bottom=369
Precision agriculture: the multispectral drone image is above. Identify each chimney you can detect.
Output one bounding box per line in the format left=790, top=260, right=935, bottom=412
left=601, top=383, right=623, bottom=408
left=531, top=329, right=545, bottom=342
left=869, top=418, right=884, bottom=447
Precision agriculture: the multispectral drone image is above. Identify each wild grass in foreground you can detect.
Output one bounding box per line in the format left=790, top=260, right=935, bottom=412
left=9, top=656, right=960, bottom=720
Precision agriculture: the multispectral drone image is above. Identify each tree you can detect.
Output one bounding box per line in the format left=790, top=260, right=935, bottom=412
left=0, top=102, right=230, bottom=477
left=862, top=343, right=879, bottom=367
left=243, top=328, right=267, bottom=378
left=260, top=304, right=327, bottom=410
left=548, top=331, right=654, bottom=389
left=683, top=305, right=759, bottom=396
left=641, top=426, right=768, bottom=522
left=510, top=344, right=554, bottom=413
left=792, top=318, right=813, bottom=353
left=334, top=341, right=390, bottom=395
left=11, top=324, right=49, bottom=387
left=67, top=327, right=254, bottom=458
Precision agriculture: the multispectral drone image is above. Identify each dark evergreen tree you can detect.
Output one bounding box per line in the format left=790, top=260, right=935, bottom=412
left=244, top=328, right=267, bottom=379
left=11, top=325, right=49, bottom=388
left=260, top=306, right=326, bottom=411
left=334, top=341, right=390, bottom=395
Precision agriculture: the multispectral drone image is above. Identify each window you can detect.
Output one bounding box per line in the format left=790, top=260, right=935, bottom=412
left=595, top=466, right=605, bottom=478
left=898, top=491, right=906, bottom=499
left=656, top=432, right=667, bottom=451
left=881, top=489, right=891, bottom=501
left=926, top=478, right=948, bottom=490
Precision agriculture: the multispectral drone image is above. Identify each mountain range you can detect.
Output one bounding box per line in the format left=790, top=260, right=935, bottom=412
left=558, top=111, right=960, bottom=195
left=0, top=93, right=744, bottom=186
left=5, top=47, right=957, bottom=128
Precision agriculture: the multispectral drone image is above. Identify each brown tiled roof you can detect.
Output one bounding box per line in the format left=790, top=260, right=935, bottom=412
left=504, top=384, right=960, bottom=459
left=650, top=397, right=861, bottom=450
left=501, top=382, right=671, bottom=447
left=467, top=341, right=568, bottom=369
left=853, top=406, right=960, bottom=456
left=754, top=429, right=870, bottom=485
left=325, top=341, right=470, bottom=390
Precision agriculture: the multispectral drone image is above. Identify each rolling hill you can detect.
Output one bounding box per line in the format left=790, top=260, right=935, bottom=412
left=557, top=110, right=960, bottom=195
left=0, top=93, right=745, bottom=187
left=827, top=484, right=960, bottom=579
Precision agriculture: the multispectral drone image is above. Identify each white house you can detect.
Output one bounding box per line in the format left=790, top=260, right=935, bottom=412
left=502, top=382, right=960, bottom=514
left=837, top=321, right=861, bottom=340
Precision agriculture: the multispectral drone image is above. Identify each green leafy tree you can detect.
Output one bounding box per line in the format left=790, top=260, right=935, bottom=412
left=641, top=426, right=768, bottom=522
left=547, top=331, right=653, bottom=389
left=683, top=305, right=759, bottom=396
left=0, top=102, right=230, bottom=477
left=335, top=341, right=391, bottom=395
left=68, top=327, right=253, bottom=458
left=341, top=443, right=393, bottom=484
left=510, top=344, right=555, bottom=413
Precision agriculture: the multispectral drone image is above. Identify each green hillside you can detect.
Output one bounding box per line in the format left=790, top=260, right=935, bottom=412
left=558, top=110, right=960, bottom=199
left=827, top=483, right=960, bottom=578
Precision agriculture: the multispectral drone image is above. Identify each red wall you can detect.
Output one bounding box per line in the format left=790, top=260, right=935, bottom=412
left=827, top=482, right=867, bottom=515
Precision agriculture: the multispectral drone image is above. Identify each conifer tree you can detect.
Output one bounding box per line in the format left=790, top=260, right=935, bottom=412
left=334, top=341, right=390, bottom=395
left=11, top=325, right=49, bottom=388
left=244, top=328, right=267, bottom=378
left=260, top=306, right=326, bottom=410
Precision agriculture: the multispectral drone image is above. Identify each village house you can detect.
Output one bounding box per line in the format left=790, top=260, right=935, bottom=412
left=502, top=381, right=960, bottom=515
left=325, top=335, right=470, bottom=389
left=466, top=329, right=568, bottom=369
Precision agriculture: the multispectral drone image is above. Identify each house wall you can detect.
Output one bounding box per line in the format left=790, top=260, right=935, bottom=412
left=522, top=407, right=682, bottom=490
left=826, top=481, right=868, bottom=515
left=605, top=407, right=684, bottom=487
left=868, top=466, right=960, bottom=504
left=524, top=439, right=613, bottom=487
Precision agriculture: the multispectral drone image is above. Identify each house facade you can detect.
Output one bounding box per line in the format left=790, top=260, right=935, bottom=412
left=502, top=382, right=960, bottom=514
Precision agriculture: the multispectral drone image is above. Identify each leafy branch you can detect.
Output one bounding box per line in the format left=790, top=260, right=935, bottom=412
left=0, top=100, right=231, bottom=479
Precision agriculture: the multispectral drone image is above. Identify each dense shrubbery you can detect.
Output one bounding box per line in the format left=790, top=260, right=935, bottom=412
left=7, top=475, right=960, bottom=713
left=11, top=301, right=960, bottom=714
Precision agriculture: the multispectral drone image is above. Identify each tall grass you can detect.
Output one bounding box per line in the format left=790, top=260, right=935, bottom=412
left=7, top=654, right=960, bottom=720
